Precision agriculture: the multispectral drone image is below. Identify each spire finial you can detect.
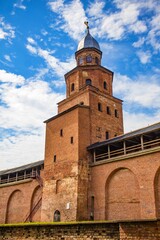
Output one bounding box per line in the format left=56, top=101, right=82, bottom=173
left=84, top=21, right=89, bottom=29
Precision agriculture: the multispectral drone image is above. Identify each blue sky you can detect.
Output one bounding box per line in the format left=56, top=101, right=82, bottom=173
left=0, top=0, right=160, bottom=170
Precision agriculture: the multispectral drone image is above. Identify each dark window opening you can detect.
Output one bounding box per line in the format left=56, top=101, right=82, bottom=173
left=106, top=106, right=111, bottom=115
left=106, top=131, right=109, bottom=139
left=80, top=101, right=84, bottom=105
left=90, top=196, right=94, bottom=220
left=36, top=166, right=41, bottom=175
left=71, top=83, right=75, bottom=92
left=86, top=79, right=92, bottom=86
left=115, top=109, right=119, bottom=118
left=114, top=133, right=117, bottom=137
left=1, top=175, right=8, bottom=183
left=70, top=137, right=74, bottom=144
left=18, top=170, right=24, bottom=178
left=86, top=55, right=92, bottom=63
left=9, top=172, right=16, bottom=182
left=53, top=155, right=56, bottom=162
left=60, top=129, right=63, bottom=137
left=95, top=57, right=99, bottom=65
left=103, top=81, right=107, bottom=89
left=98, top=103, right=102, bottom=112
left=54, top=210, right=60, bottom=222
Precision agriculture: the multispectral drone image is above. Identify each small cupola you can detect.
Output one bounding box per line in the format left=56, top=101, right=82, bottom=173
left=75, top=22, right=102, bottom=66
left=77, top=22, right=100, bottom=51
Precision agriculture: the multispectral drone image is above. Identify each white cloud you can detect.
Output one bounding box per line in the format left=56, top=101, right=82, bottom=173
left=147, top=13, right=160, bottom=51
left=113, top=71, right=160, bottom=133
left=26, top=39, right=76, bottom=78
left=114, top=73, right=160, bottom=109
left=0, top=28, right=8, bottom=39
left=0, top=79, right=64, bottom=131
left=129, top=20, right=147, bottom=33
left=87, top=0, right=148, bottom=40
left=27, top=37, right=36, bottom=45
left=48, top=0, right=64, bottom=11
left=0, top=17, right=15, bottom=42
left=0, top=70, right=65, bottom=170
left=0, top=69, right=25, bottom=84
left=4, top=55, right=11, bottom=62
left=38, top=48, right=76, bottom=77
left=26, top=44, right=37, bottom=54
left=13, top=0, right=26, bottom=10
left=136, top=50, right=151, bottom=64
left=87, top=0, right=105, bottom=16
left=47, top=0, right=160, bottom=56
left=123, top=110, right=160, bottom=133
left=133, top=37, right=145, bottom=48
left=49, top=0, right=87, bottom=40
left=41, top=29, right=48, bottom=36
left=0, top=134, right=44, bottom=170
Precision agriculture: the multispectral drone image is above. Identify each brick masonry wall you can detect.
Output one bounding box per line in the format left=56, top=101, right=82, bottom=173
left=0, top=179, right=41, bottom=224
left=0, top=222, right=120, bottom=240
left=90, top=151, right=160, bottom=220
left=0, top=220, right=159, bottom=240
left=119, top=220, right=160, bottom=240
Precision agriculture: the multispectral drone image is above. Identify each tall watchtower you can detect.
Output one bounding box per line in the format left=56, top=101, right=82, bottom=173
left=41, top=23, right=123, bottom=222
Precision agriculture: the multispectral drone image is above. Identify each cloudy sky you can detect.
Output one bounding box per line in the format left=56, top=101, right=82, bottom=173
left=0, top=0, right=160, bottom=170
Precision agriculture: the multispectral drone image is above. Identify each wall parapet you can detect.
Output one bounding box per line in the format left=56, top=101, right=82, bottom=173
left=0, top=219, right=159, bottom=240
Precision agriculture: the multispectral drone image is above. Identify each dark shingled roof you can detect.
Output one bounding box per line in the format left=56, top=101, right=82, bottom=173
left=87, top=122, right=160, bottom=150
left=0, top=160, right=44, bottom=176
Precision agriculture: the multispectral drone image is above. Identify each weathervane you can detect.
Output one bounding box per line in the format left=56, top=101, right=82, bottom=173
left=84, top=21, right=89, bottom=29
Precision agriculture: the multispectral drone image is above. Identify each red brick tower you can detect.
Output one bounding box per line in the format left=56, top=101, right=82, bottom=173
left=41, top=23, right=123, bottom=222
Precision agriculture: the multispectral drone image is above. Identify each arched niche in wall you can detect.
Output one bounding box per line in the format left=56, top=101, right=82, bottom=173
left=6, top=190, right=24, bottom=223
left=154, top=167, right=160, bottom=218
left=30, top=185, right=42, bottom=222
left=105, top=168, right=140, bottom=220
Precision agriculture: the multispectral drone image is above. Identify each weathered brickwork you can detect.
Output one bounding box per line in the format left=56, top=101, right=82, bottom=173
left=90, top=152, right=160, bottom=221
left=0, top=178, right=42, bottom=224
left=0, top=220, right=159, bottom=240
left=0, top=26, right=159, bottom=226
left=119, top=220, right=160, bottom=240
left=41, top=106, right=91, bottom=222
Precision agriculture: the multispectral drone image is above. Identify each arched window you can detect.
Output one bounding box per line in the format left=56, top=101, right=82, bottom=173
left=71, top=83, right=75, bottom=92
left=86, top=79, right=92, bottom=86
left=95, top=57, right=99, bottom=65
left=54, top=210, right=60, bottom=222
left=104, top=81, right=107, bottom=89
left=86, top=55, right=92, bottom=63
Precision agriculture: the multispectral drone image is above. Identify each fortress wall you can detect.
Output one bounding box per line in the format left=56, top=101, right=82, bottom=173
left=0, top=179, right=41, bottom=224
left=0, top=220, right=159, bottom=240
